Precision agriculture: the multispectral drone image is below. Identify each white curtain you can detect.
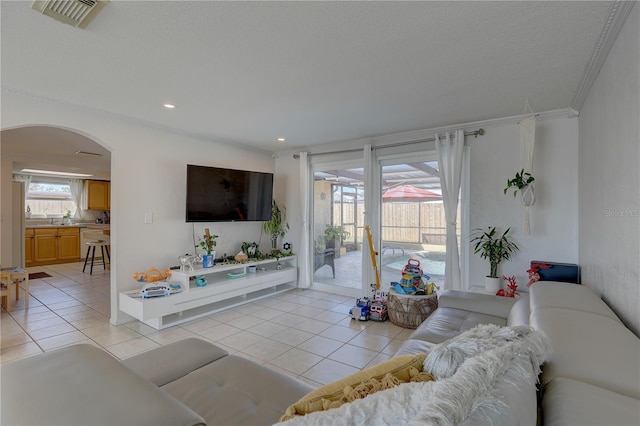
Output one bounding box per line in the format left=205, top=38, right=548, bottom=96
left=520, top=116, right=536, bottom=234
left=298, top=152, right=311, bottom=288
left=362, top=144, right=377, bottom=297
left=436, top=130, right=465, bottom=291
left=69, top=179, right=85, bottom=219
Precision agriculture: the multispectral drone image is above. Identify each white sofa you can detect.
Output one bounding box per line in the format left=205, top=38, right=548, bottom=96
left=2, top=282, right=638, bottom=425
left=529, top=281, right=640, bottom=425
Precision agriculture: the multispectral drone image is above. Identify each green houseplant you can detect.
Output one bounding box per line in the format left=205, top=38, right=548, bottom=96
left=263, top=200, right=289, bottom=251
left=504, top=169, right=535, bottom=197
left=471, top=226, right=519, bottom=291
left=324, top=224, right=349, bottom=258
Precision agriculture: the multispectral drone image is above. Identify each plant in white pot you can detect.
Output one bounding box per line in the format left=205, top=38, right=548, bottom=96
left=471, top=226, right=519, bottom=292
left=504, top=169, right=535, bottom=206
left=263, top=200, right=289, bottom=252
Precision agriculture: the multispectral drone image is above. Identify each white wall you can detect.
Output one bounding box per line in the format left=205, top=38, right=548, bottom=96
left=0, top=90, right=276, bottom=325
left=578, top=5, right=639, bottom=335
left=277, top=115, right=580, bottom=291
left=468, top=117, right=579, bottom=288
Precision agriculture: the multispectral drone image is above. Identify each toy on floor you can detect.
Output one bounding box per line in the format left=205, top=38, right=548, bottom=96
left=350, top=297, right=372, bottom=321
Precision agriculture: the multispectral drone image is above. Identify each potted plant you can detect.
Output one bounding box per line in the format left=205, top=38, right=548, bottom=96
left=504, top=169, right=535, bottom=206
left=263, top=200, right=289, bottom=251
left=324, top=224, right=349, bottom=258
left=197, top=228, right=218, bottom=268
left=470, top=226, right=519, bottom=292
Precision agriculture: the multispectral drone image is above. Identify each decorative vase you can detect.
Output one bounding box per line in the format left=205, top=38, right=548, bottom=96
left=520, top=184, right=535, bottom=206
left=202, top=252, right=215, bottom=268
left=234, top=251, right=248, bottom=262
left=485, top=276, right=501, bottom=293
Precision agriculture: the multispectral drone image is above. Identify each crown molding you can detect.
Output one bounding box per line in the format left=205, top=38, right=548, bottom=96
left=571, top=1, right=636, bottom=111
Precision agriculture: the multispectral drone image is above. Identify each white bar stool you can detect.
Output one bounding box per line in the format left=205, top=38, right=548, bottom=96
left=82, top=231, right=110, bottom=275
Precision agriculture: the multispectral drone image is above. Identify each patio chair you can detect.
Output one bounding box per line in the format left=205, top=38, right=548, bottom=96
left=314, top=247, right=335, bottom=278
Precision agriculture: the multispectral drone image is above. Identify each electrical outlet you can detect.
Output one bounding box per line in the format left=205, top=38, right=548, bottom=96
left=144, top=212, right=153, bottom=224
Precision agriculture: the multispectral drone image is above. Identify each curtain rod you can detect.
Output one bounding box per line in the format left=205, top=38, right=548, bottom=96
left=296, top=128, right=484, bottom=158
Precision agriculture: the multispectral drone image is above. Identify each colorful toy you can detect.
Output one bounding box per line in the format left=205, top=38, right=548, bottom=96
left=349, top=297, right=371, bottom=321
left=140, top=282, right=171, bottom=298
left=370, top=300, right=388, bottom=321
left=134, top=268, right=171, bottom=283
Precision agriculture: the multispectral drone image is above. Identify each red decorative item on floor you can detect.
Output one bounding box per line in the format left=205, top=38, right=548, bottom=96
left=497, top=275, right=519, bottom=297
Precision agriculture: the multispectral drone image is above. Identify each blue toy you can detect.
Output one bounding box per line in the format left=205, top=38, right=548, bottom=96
left=349, top=297, right=372, bottom=321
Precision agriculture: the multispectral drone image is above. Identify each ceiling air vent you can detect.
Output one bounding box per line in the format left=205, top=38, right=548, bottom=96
left=32, top=0, right=108, bottom=28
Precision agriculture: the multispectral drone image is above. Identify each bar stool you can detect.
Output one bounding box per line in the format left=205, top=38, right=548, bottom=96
left=82, top=231, right=110, bottom=275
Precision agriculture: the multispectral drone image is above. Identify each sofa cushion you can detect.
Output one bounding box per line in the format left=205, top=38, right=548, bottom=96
left=542, top=378, right=640, bottom=426
left=0, top=344, right=205, bottom=426
left=532, top=307, right=640, bottom=399
left=122, top=337, right=228, bottom=386
left=161, top=354, right=313, bottom=426
left=407, top=306, right=508, bottom=345
left=393, top=338, right=436, bottom=356
left=438, top=289, right=518, bottom=318
left=530, top=281, right=621, bottom=322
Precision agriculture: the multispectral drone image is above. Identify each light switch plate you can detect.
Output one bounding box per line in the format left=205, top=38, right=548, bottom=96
left=144, top=212, right=153, bottom=224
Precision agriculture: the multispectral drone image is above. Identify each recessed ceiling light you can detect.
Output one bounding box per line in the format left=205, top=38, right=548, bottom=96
left=277, top=137, right=286, bottom=142
left=164, top=104, right=175, bottom=109
left=20, top=168, right=93, bottom=177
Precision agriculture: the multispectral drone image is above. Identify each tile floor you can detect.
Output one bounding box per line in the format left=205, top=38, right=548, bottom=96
left=1, top=262, right=413, bottom=387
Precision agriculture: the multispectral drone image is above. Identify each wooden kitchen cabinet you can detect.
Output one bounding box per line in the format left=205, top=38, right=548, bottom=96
left=25, top=228, right=34, bottom=266
left=31, top=227, right=81, bottom=266
left=58, top=228, right=80, bottom=261
left=86, top=180, right=110, bottom=210
left=34, top=228, right=58, bottom=264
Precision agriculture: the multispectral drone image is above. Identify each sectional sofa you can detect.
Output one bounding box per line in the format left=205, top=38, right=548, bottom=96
left=2, top=281, right=638, bottom=425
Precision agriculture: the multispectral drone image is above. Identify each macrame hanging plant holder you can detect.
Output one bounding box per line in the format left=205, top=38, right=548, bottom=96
left=520, top=100, right=536, bottom=234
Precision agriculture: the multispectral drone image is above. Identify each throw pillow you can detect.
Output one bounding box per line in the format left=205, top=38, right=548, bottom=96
left=279, top=353, right=430, bottom=421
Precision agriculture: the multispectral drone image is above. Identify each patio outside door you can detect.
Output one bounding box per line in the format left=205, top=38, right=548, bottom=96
left=379, top=156, right=459, bottom=291
left=311, top=164, right=365, bottom=295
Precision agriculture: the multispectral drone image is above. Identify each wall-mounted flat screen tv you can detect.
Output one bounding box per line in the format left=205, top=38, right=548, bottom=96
left=186, top=164, right=273, bottom=222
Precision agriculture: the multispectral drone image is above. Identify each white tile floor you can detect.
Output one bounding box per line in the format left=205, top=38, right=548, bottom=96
left=1, top=262, right=413, bottom=387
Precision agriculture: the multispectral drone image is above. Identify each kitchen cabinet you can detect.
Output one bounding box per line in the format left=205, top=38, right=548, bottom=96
left=86, top=180, right=110, bottom=210
left=34, top=228, right=58, bottom=264
left=25, top=228, right=34, bottom=266
left=58, top=228, right=80, bottom=261
left=31, top=227, right=81, bottom=266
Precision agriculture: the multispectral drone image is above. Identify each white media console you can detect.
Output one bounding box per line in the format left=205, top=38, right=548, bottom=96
left=119, top=256, right=297, bottom=330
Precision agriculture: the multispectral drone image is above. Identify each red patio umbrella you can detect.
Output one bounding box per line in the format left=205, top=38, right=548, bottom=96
left=382, top=185, right=441, bottom=202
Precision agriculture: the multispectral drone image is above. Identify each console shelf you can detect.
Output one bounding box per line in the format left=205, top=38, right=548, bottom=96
left=119, top=256, right=297, bottom=330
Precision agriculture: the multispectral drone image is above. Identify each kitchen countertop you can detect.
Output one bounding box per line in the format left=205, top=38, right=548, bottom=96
left=26, top=223, right=110, bottom=229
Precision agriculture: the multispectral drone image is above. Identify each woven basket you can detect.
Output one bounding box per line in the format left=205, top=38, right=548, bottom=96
left=387, top=288, right=438, bottom=329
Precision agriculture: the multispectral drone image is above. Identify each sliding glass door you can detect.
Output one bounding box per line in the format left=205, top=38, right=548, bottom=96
left=378, top=155, right=459, bottom=290
left=311, top=162, right=365, bottom=295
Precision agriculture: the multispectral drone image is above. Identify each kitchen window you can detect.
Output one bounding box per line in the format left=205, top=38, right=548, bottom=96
left=26, top=180, right=77, bottom=218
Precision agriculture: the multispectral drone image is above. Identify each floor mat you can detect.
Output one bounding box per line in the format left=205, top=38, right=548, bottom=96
left=28, top=272, right=52, bottom=280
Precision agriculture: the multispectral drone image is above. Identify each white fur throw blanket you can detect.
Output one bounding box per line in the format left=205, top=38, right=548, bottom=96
left=276, top=325, right=550, bottom=426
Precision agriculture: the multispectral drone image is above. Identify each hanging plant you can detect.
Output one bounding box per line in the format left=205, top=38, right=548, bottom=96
left=504, top=169, right=535, bottom=197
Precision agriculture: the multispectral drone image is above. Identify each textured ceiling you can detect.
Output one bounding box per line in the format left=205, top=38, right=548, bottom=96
left=1, top=1, right=615, bottom=156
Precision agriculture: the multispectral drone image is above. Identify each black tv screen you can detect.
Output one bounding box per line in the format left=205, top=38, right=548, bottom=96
left=186, top=164, right=273, bottom=222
